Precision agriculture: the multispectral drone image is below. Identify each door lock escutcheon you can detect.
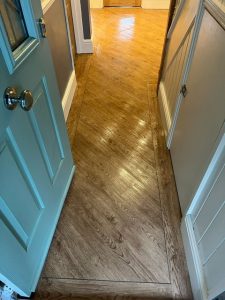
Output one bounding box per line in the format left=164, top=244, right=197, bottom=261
left=39, top=18, right=47, bottom=38
left=180, top=84, right=188, bottom=98
left=4, top=87, right=34, bottom=111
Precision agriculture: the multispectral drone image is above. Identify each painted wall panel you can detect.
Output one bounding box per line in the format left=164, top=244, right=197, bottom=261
left=141, top=0, right=170, bottom=9
left=44, top=0, right=73, bottom=98
left=90, top=0, right=104, bottom=8
left=65, top=0, right=76, bottom=63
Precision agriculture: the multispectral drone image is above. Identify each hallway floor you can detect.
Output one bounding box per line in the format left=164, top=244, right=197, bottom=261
left=35, top=8, right=193, bottom=300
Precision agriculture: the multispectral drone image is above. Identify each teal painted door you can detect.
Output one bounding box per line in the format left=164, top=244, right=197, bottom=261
left=0, top=0, right=75, bottom=297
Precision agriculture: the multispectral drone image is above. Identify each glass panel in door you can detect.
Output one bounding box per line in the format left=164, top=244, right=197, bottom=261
left=0, top=0, right=28, bottom=50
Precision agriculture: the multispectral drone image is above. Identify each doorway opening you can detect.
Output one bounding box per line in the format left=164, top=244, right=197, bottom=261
left=89, top=1, right=177, bottom=87
left=87, top=0, right=177, bottom=87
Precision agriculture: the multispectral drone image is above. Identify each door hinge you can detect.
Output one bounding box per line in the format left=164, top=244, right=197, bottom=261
left=0, top=285, right=17, bottom=300
left=39, top=18, right=47, bottom=38
left=180, top=84, right=188, bottom=98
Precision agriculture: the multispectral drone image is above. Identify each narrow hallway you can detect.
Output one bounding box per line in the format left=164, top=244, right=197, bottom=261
left=36, top=8, right=193, bottom=300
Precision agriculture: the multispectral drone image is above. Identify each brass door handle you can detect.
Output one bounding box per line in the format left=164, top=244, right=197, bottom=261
left=4, top=87, right=33, bottom=111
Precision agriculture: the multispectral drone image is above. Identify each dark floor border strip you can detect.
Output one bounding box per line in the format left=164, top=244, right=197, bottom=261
left=146, top=82, right=172, bottom=286
left=41, top=277, right=171, bottom=285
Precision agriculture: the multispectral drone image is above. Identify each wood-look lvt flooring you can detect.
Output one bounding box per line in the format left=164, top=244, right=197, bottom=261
left=34, top=8, right=193, bottom=300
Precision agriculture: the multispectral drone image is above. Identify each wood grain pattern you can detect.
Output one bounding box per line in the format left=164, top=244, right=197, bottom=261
left=147, top=84, right=193, bottom=299
left=34, top=8, right=193, bottom=300
left=104, top=1, right=141, bottom=7
left=34, top=279, right=173, bottom=299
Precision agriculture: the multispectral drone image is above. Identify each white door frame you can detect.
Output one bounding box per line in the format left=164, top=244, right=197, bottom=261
left=71, top=0, right=94, bottom=53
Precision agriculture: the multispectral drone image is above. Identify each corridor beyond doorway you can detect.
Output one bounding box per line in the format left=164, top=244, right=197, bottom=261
left=35, top=8, right=193, bottom=300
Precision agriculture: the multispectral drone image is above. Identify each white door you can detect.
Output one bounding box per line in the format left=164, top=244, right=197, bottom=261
left=158, top=0, right=200, bottom=138
left=170, top=10, right=225, bottom=213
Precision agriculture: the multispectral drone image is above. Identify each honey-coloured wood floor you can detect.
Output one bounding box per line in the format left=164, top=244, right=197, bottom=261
left=35, top=8, right=193, bottom=300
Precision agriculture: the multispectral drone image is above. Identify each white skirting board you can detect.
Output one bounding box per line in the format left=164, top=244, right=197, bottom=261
left=158, top=82, right=171, bottom=137
left=62, top=70, right=77, bottom=120
left=81, top=39, right=94, bottom=54
left=90, top=0, right=104, bottom=8
left=181, top=216, right=208, bottom=300
left=141, top=0, right=170, bottom=9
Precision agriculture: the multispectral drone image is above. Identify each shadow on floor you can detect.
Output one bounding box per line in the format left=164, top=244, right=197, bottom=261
left=33, top=294, right=173, bottom=300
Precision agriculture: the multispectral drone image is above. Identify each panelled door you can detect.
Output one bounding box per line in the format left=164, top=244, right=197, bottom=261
left=170, top=10, right=225, bottom=213
left=104, top=0, right=141, bottom=7
left=0, top=0, right=74, bottom=297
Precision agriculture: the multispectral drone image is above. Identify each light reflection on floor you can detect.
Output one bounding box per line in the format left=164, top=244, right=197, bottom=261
left=118, top=17, right=135, bottom=40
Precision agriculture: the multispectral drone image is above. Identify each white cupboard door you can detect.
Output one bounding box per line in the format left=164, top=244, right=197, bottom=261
left=170, top=10, right=225, bottom=213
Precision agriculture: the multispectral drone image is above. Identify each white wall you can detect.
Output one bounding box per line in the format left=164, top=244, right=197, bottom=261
left=141, top=0, right=170, bottom=9
left=90, top=0, right=103, bottom=8
left=90, top=0, right=170, bottom=9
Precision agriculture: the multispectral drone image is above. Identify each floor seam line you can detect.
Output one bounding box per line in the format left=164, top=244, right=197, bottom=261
left=41, top=277, right=172, bottom=285
left=146, top=82, right=172, bottom=285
